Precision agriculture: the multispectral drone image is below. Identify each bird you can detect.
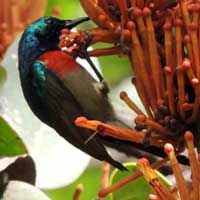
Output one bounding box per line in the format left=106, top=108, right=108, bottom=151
left=18, top=16, right=189, bottom=171
left=18, top=16, right=129, bottom=170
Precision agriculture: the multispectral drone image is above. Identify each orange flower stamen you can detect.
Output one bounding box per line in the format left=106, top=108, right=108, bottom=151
left=75, top=117, right=146, bottom=144
left=98, top=157, right=169, bottom=198
left=164, top=143, right=190, bottom=200
left=137, top=158, right=174, bottom=200
left=185, top=131, right=200, bottom=200
left=120, top=91, right=145, bottom=115
left=73, top=184, right=84, bottom=200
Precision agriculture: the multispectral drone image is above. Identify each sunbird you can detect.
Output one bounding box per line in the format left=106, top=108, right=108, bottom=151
left=19, top=16, right=187, bottom=170
left=18, top=16, right=128, bottom=170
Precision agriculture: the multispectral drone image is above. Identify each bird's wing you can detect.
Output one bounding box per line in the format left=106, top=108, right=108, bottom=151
left=32, top=61, right=126, bottom=170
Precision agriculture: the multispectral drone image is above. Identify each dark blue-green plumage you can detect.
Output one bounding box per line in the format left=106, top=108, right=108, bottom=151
left=18, top=16, right=127, bottom=170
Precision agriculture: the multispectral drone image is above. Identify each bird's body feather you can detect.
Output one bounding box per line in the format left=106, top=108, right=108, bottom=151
left=18, top=17, right=126, bottom=170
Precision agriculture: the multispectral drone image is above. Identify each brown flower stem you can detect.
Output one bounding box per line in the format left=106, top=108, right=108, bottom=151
left=148, top=134, right=175, bottom=148
left=98, top=157, right=169, bottom=198
left=73, top=184, right=84, bottom=200
left=130, top=0, right=137, bottom=7
left=135, top=115, right=175, bottom=136
left=175, top=19, right=183, bottom=71
left=75, top=117, right=146, bottom=144
left=88, top=46, right=122, bottom=57
left=111, top=0, right=119, bottom=8
left=183, top=58, right=196, bottom=80
left=165, top=143, right=190, bottom=200
left=189, top=24, right=200, bottom=79
left=120, top=91, right=146, bottom=115
left=164, top=66, right=176, bottom=115
left=132, top=7, right=150, bottom=69
left=187, top=78, right=200, bottom=123
left=185, top=131, right=200, bottom=200
left=164, top=16, right=173, bottom=69
left=170, top=186, right=180, bottom=200
left=179, top=0, right=191, bottom=33
left=118, top=0, right=128, bottom=28
left=190, top=3, right=200, bottom=26
left=184, top=35, right=195, bottom=70
left=143, top=7, right=165, bottom=101
left=131, top=76, right=154, bottom=118
left=101, top=0, right=109, bottom=16
left=89, top=29, right=119, bottom=44
left=137, top=158, right=175, bottom=200
left=128, top=21, right=158, bottom=112
left=176, top=65, right=186, bottom=120
left=100, top=162, right=110, bottom=191
left=137, top=0, right=144, bottom=9
left=80, top=0, right=116, bottom=30
left=132, top=7, right=148, bottom=46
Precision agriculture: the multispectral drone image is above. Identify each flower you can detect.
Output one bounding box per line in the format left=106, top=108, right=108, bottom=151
left=96, top=131, right=200, bottom=200
left=58, top=0, right=200, bottom=163
left=136, top=131, right=200, bottom=200
left=0, top=0, right=47, bottom=62
left=58, top=1, right=200, bottom=198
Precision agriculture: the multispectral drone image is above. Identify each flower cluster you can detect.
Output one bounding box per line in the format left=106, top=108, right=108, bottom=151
left=62, top=0, right=200, bottom=159
left=137, top=131, right=200, bottom=200
left=60, top=1, right=200, bottom=198
left=0, top=0, right=47, bottom=61
left=98, top=131, right=200, bottom=200
left=71, top=131, right=200, bottom=199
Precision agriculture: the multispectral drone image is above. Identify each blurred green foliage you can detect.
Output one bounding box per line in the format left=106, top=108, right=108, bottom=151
left=0, top=65, right=7, bottom=88
left=0, top=116, right=27, bottom=156
left=46, top=0, right=84, bottom=19
left=110, top=163, right=170, bottom=200
left=45, top=167, right=109, bottom=200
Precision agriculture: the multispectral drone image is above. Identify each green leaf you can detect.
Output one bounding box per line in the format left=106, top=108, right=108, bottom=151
left=0, top=116, right=27, bottom=156
left=45, top=0, right=84, bottom=19
left=0, top=65, right=7, bottom=88
left=99, top=56, right=132, bottom=86
left=110, top=163, right=171, bottom=200
left=45, top=167, right=109, bottom=200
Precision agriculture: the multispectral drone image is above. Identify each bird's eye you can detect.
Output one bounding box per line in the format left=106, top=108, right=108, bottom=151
left=46, top=18, right=54, bottom=25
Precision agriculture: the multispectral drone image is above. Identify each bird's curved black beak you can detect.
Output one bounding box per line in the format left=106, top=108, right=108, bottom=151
left=62, top=17, right=90, bottom=30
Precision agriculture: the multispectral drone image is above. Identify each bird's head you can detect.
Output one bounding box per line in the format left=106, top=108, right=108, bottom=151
left=18, top=16, right=89, bottom=75
left=29, top=16, right=89, bottom=48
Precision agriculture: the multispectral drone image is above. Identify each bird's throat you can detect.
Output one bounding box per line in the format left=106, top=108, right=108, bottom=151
left=38, top=50, right=80, bottom=77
